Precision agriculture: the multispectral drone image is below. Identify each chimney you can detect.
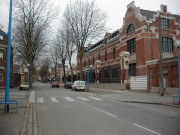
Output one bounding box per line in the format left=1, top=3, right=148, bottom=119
left=160, top=4, right=167, bottom=13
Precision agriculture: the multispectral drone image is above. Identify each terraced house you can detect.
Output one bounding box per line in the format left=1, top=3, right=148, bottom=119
left=0, top=29, right=13, bottom=88
left=80, top=1, right=180, bottom=93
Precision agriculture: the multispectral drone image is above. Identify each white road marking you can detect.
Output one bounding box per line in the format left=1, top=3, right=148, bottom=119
left=89, top=96, right=103, bottom=101
left=64, top=97, right=75, bottom=101
left=51, top=97, right=59, bottom=102
left=77, top=97, right=89, bottom=101
left=93, top=107, right=117, bottom=118
left=133, top=123, right=162, bottom=135
left=29, top=91, right=35, bottom=103
left=37, top=98, right=44, bottom=103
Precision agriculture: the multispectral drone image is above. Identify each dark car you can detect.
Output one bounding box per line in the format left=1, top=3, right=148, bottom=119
left=51, top=82, right=60, bottom=88
left=64, top=82, right=73, bottom=89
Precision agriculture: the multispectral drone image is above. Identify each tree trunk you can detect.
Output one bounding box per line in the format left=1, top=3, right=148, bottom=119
left=62, top=59, right=66, bottom=84
left=69, top=59, right=73, bottom=82
left=55, top=64, right=57, bottom=81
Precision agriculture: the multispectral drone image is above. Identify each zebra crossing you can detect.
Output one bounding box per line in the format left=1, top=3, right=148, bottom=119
left=36, top=96, right=103, bottom=103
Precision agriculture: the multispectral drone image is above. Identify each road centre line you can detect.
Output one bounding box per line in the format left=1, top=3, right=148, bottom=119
left=133, top=123, right=162, bottom=135
left=51, top=97, right=59, bottom=102
left=93, top=107, right=117, bottom=118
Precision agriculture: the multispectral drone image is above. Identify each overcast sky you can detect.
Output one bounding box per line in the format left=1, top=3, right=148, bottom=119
left=0, top=0, right=180, bottom=33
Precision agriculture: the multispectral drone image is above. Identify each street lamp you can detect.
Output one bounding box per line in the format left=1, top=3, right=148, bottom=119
left=174, top=40, right=180, bottom=104
left=0, top=0, right=13, bottom=113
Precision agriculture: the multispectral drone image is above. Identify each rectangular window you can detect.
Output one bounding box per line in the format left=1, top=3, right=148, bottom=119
left=90, top=72, right=95, bottom=80
left=104, top=70, right=109, bottom=78
left=112, top=68, right=118, bottom=78
left=105, top=51, right=107, bottom=62
left=161, top=18, right=169, bottom=29
left=162, top=37, right=173, bottom=52
left=127, top=38, right=136, bottom=54
left=0, top=74, right=3, bottom=82
left=129, top=63, right=136, bottom=76
left=98, top=54, right=100, bottom=60
left=113, top=48, right=116, bottom=60
left=0, top=52, right=3, bottom=60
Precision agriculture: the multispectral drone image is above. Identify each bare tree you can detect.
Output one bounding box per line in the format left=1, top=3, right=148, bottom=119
left=49, top=44, right=60, bottom=81
left=63, top=0, right=107, bottom=80
left=39, top=57, right=50, bottom=82
left=62, top=23, right=77, bottom=82
left=56, top=28, right=68, bottom=84
left=12, top=0, right=58, bottom=86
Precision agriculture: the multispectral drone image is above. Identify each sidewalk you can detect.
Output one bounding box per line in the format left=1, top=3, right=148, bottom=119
left=89, top=87, right=180, bottom=108
left=0, top=87, right=31, bottom=135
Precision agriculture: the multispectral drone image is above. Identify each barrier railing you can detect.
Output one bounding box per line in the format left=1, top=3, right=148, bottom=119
left=0, top=100, right=18, bottom=114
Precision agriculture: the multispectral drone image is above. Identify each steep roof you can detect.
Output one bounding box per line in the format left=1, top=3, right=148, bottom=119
left=140, top=9, right=180, bottom=23
left=172, top=14, right=180, bottom=22
left=140, top=9, right=156, bottom=20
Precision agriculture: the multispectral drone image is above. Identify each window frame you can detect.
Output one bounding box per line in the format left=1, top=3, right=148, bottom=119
left=98, top=54, right=100, bottom=60
left=113, top=48, right=116, bottom=60
left=161, top=18, right=169, bottom=29
left=112, top=68, right=118, bottom=79
left=129, top=63, right=136, bottom=76
left=105, top=51, right=107, bottom=62
left=127, top=38, right=136, bottom=54
left=104, top=70, right=109, bottom=79
left=162, top=37, right=173, bottom=52
left=127, top=24, right=135, bottom=34
left=0, top=74, right=3, bottom=82
left=0, top=52, right=3, bottom=60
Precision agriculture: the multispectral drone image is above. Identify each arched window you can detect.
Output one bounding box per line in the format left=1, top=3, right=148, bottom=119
left=162, top=37, right=173, bottom=52
left=127, top=24, right=135, bottom=34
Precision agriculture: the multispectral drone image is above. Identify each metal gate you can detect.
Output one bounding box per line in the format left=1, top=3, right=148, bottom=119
left=130, top=76, right=147, bottom=90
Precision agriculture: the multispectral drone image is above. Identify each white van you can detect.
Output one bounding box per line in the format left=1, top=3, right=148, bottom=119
left=72, top=81, right=86, bottom=91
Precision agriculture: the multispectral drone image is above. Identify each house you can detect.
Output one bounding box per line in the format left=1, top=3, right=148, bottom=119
left=13, top=64, right=21, bottom=87
left=80, top=1, right=180, bottom=93
left=0, top=28, right=13, bottom=88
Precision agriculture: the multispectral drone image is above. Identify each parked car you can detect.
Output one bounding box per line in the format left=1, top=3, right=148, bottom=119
left=19, top=82, right=29, bottom=90
left=51, top=82, right=60, bottom=88
left=64, top=82, right=73, bottom=89
left=72, top=81, right=85, bottom=91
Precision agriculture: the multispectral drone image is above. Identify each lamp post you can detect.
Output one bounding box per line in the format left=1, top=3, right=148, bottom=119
left=174, top=40, right=180, bottom=104
left=0, top=0, right=13, bottom=113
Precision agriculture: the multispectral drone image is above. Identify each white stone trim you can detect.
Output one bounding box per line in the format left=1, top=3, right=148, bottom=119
left=135, top=7, right=146, bottom=22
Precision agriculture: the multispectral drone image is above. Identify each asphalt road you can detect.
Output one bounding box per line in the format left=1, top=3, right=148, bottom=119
left=34, top=82, right=180, bottom=135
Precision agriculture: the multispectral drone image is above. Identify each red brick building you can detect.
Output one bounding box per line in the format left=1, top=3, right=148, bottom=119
left=81, top=1, right=180, bottom=92
left=0, top=29, right=13, bottom=88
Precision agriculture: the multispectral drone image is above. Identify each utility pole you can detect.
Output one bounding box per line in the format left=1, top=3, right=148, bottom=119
left=158, top=15, right=164, bottom=96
